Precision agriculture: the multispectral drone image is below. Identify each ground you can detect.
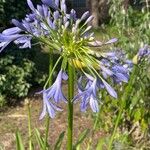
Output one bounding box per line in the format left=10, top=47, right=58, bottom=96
left=0, top=84, right=104, bottom=150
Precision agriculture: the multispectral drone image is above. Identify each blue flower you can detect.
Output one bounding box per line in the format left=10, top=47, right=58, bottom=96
left=40, top=91, right=63, bottom=119
left=14, top=36, right=32, bottom=49
left=70, top=9, right=77, bottom=20
left=45, top=69, right=68, bottom=103
left=0, top=34, right=25, bottom=52
left=111, top=65, right=129, bottom=83
left=61, top=0, right=67, bottom=13
left=2, top=27, right=22, bottom=35
left=101, top=78, right=117, bottom=98
left=38, top=69, right=68, bottom=119
left=75, top=76, right=99, bottom=113
left=138, top=45, right=150, bottom=59
left=42, top=0, right=58, bottom=10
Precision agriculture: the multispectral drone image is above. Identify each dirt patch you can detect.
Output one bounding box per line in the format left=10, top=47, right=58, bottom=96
left=0, top=91, right=104, bottom=150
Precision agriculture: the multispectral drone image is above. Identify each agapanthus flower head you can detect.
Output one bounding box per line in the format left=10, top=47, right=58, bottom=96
left=0, top=0, right=133, bottom=118
left=133, top=45, right=150, bottom=64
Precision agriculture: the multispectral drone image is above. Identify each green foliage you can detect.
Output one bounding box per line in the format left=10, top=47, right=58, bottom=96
left=0, top=0, right=40, bottom=27
left=0, top=94, right=5, bottom=108
left=0, top=47, right=47, bottom=105
left=54, top=131, right=65, bottom=150
left=16, top=131, right=25, bottom=150
left=73, top=129, right=90, bottom=150
left=0, top=55, right=33, bottom=98
left=93, top=3, right=150, bottom=145
left=34, top=129, right=46, bottom=150
left=108, top=0, right=150, bottom=52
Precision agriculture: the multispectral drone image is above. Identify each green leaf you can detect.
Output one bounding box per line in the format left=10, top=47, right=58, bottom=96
left=73, top=129, right=90, bottom=150
left=0, top=145, right=4, bottom=150
left=96, top=138, right=105, bottom=150
left=34, top=128, right=45, bottom=150
left=134, top=109, right=141, bottom=121
left=54, top=131, right=65, bottom=150
left=15, top=131, right=25, bottom=150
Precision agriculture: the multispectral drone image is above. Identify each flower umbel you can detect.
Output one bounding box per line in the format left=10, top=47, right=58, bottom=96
left=0, top=0, right=132, bottom=118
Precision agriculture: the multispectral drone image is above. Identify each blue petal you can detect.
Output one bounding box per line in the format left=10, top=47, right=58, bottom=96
left=102, top=79, right=117, bottom=98
left=53, top=11, right=60, bottom=20
left=12, top=19, right=27, bottom=31
left=101, top=65, right=113, bottom=76
left=14, top=36, right=32, bottom=49
left=55, top=0, right=59, bottom=7
left=70, top=9, right=76, bottom=20
left=85, top=16, right=94, bottom=25
left=51, top=103, right=63, bottom=112
left=89, top=95, right=99, bottom=113
left=27, top=0, right=36, bottom=12
left=114, top=73, right=128, bottom=83
left=81, top=11, right=90, bottom=20
left=42, top=0, right=58, bottom=10
left=112, top=65, right=127, bottom=74
left=62, top=71, right=68, bottom=80
left=2, top=27, right=22, bottom=35
left=0, top=34, right=21, bottom=42
left=105, top=38, right=118, bottom=44
left=47, top=102, right=56, bottom=118
left=80, top=97, right=89, bottom=112
left=37, top=5, right=44, bottom=17
left=42, top=5, right=49, bottom=17
left=61, top=0, right=67, bottom=13
left=39, top=93, right=47, bottom=120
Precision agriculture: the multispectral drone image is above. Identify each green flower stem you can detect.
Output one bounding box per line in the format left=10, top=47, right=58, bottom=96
left=44, top=52, right=53, bottom=150
left=27, top=101, right=33, bottom=150
left=108, top=104, right=123, bottom=150
left=67, top=63, right=75, bottom=150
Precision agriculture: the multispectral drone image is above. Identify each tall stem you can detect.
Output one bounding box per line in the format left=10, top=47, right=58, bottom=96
left=44, top=52, right=53, bottom=150
left=27, top=100, right=33, bottom=150
left=67, top=63, right=74, bottom=150
left=108, top=103, right=123, bottom=150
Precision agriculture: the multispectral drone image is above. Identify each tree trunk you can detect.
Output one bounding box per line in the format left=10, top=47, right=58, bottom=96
left=89, top=0, right=99, bottom=28
left=89, top=0, right=109, bottom=28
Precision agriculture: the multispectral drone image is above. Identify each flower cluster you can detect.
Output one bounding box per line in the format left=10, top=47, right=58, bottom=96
left=133, top=45, right=150, bottom=64
left=0, top=0, right=132, bottom=118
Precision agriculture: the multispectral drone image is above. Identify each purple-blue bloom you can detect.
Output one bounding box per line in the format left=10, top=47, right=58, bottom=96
left=75, top=76, right=99, bottom=113
left=38, top=69, right=68, bottom=119
left=138, top=45, right=150, bottom=58
left=14, top=36, right=32, bottom=49
left=45, top=69, right=68, bottom=103
left=2, top=27, right=22, bottom=35
left=0, top=0, right=134, bottom=119
left=40, top=91, right=63, bottom=119
left=0, top=34, right=25, bottom=52
left=81, top=11, right=90, bottom=21
left=42, top=0, right=58, bottom=10
left=70, top=9, right=77, bottom=20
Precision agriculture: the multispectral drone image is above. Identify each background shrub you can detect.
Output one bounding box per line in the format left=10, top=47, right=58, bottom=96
left=0, top=46, right=48, bottom=106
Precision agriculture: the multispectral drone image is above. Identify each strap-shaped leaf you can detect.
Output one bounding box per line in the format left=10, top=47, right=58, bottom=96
left=15, top=131, right=25, bottom=150
left=34, top=128, right=45, bottom=150
left=54, top=131, right=65, bottom=150
left=96, top=137, right=105, bottom=150
left=73, top=129, right=90, bottom=150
